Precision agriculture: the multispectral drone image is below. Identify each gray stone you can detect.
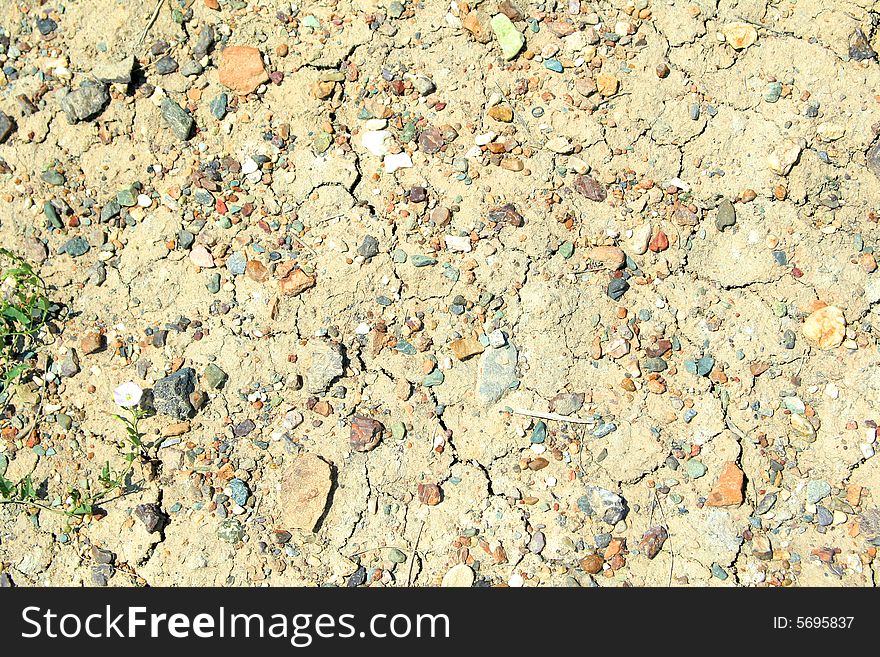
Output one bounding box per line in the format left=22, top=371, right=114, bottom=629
left=93, top=55, right=135, bottom=84
left=577, top=485, right=628, bottom=525
left=528, top=531, right=546, bottom=554
left=57, top=349, right=80, bottom=378
left=806, top=479, right=831, bottom=504
left=357, top=235, right=379, bottom=259
left=153, top=367, right=196, bottom=419
left=756, top=492, right=777, bottom=515
left=180, top=60, right=203, bottom=77
left=307, top=340, right=345, bottom=393
left=549, top=392, right=584, bottom=416
left=160, top=98, right=194, bottom=140
left=715, top=199, right=736, bottom=231
left=155, top=56, right=178, bottom=74
left=135, top=503, right=166, bottom=533
left=226, top=251, right=247, bottom=275
left=868, top=139, right=880, bottom=179
left=412, top=76, right=436, bottom=96
left=177, top=230, right=195, bottom=250
left=193, top=24, right=215, bottom=60
left=90, top=545, right=115, bottom=564
left=60, top=79, right=110, bottom=123
left=91, top=564, right=114, bottom=587
left=476, top=343, right=517, bottom=404
left=61, top=236, right=90, bottom=257
left=0, top=111, right=15, bottom=143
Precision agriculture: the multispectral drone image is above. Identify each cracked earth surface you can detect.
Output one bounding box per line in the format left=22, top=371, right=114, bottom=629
left=1, top=0, right=879, bottom=587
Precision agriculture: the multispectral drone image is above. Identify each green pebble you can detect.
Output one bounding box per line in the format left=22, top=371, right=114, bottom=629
left=41, top=170, right=66, bottom=186
left=423, top=370, right=444, bottom=387
left=44, top=202, right=63, bottom=228
left=764, top=82, right=782, bottom=103
left=411, top=254, right=437, bottom=267
left=491, top=14, right=525, bottom=60
left=391, top=421, right=406, bottom=441
left=710, top=563, right=729, bottom=580
left=218, top=519, right=244, bottom=543
left=686, top=459, right=707, bottom=478
left=204, top=363, right=228, bottom=389
left=559, top=241, right=574, bottom=259
left=388, top=548, right=407, bottom=564
left=313, top=132, right=332, bottom=153
left=401, top=122, right=417, bottom=142
left=531, top=421, right=547, bottom=444
left=56, top=413, right=72, bottom=430
left=391, top=248, right=408, bottom=263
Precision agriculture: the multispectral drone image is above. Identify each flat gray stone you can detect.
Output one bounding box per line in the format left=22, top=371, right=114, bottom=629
left=476, top=343, right=517, bottom=404
left=153, top=367, right=196, bottom=419
left=60, top=80, right=109, bottom=123
left=306, top=341, right=344, bottom=393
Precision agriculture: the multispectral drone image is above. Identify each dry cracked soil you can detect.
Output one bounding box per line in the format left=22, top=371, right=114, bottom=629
left=1, top=0, right=879, bottom=588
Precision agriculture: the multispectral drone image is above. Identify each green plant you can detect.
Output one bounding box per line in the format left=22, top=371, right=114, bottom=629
left=0, top=383, right=150, bottom=519
left=0, top=247, right=51, bottom=390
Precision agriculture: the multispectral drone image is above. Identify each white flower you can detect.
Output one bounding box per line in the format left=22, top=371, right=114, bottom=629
left=113, top=381, right=142, bottom=408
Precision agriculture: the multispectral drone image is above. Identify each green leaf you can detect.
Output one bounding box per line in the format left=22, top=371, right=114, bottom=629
left=0, top=475, right=13, bottom=498
left=2, top=306, right=29, bottom=325
left=20, top=474, right=36, bottom=501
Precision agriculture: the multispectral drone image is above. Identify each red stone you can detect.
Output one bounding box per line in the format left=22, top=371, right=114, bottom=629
left=350, top=415, right=384, bottom=452
left=649, top=230, right=669, bottom=252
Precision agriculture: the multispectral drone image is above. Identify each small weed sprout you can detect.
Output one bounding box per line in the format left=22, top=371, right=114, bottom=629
left=0, top=248, right=51, bottom=390
left=0, top=382, right=150, bottom=519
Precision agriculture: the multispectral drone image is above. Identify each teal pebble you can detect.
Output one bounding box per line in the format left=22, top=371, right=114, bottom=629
left=531, top=421, right=547, bottom=444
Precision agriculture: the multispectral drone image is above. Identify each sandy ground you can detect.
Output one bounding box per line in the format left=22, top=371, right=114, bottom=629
left=0, top=0, right=879, bottom=587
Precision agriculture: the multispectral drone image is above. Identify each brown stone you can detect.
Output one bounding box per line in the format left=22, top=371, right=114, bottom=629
left=639, top=526, right=668, bottom=559
left=574, top=175, right=607, bottom=202
left=706, top=462, right=745, bottom=507
left=596, top=74, right=619, bottom=97
left=280, top=452, right=332, bottom=532
left=546, top=20, right=575, bottom=37
left=350, top=415, right=384, bottom=452
left=161, top=421, right=191, bottom=437
left=487, top=104, right=513, bottom=122
left=218, top=46, right=269, bottom=94
left=580, top=554, right=604, bottom=574
left=313, top=400, right=332, bottom=416
left=311, top=80, right=335, bottom=100
left=278, top=268, right=315, bottom=296
left=575, top=77, right=597, bottom=97
left=449, top=337, right=484, bottom=361
left=587, top=245, right=626, bottom=270
left=497, top=0, right=523, bottom=21
left=80, top=332, right=105, bottom=355
left=417, top=483, right=442, bottom=506
left=245, top=259, right=268, bottom=282
left=462, top=11, right=492, bottom=43
left=527, top=457, right=549, bottom=471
